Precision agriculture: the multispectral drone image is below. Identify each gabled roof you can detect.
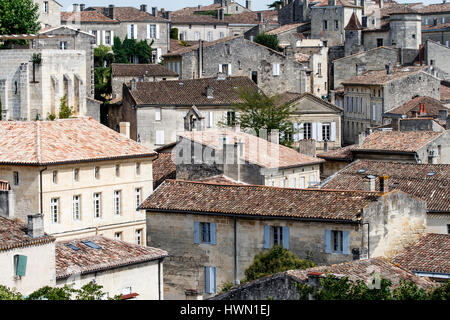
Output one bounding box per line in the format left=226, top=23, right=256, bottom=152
left=441, top=82, right=450, bottom=102
left=417, top=2, right=450, bottom=14
left=170, top=14, right=229, bottom=25
left=385, top=96, right=449, bottom=117
left=317, top=145, right=355, bottom=161
left=0, top=216, right=54, bottom=251
left=140, top=179, right=383, bottom=222
left=342, top=66, right=428, bottom=86
left=56, top=236, right=168, bottom=280
left=87, top=6, right=168, bottom=22
left=224, top=10, right=279, bottom=24
left=163, top=35, right=242, bottom=57
left=111, top=63, right=178, bottom=77
left=153, top=153, right=176, bottom=189
left=178, top=129, right=325, bottom=169
left=266, top=23, right=308, bottom=35
left=345, top=12, right=362, bottom=30
left=392, top=233, right=450, bottom=275
left=275, top=92, right=343, bottom=113
left=321, top=159, right=450, bottom=212
left=127, top=76, right=259, bottom=106
left=353, top=130, right=444, bottom=153
left=61, top=11, right=119, bottom=23
left=333, top=46, right=398, bottom=62
left=0, top=118, right=156, bottom=165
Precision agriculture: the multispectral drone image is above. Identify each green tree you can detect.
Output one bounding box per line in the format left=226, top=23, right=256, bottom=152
left=0, top=285, right=23, bottom=300
left=244, top=246, right=315, bottom=282
left=112, top=37, right=154, bottom=64
left=0, top=0, right=40, bottom=36
left=231, top=88, right=295, bottom=147
left=170, top=28, right=179, bottom=40
left=428, top=280, right=450, bottom=300
left=94, top=67, right=112, bottom=101
left=94, top=45, right=114, bottom=68
left=254, top=32, right=279, bottom=51
left=267, top=1, right=283, bottom=9
left=58, top=95, right=73, bottom=119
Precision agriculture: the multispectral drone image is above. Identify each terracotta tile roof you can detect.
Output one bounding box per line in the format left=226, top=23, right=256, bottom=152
left=288, top=257, right=435, bottom=289
left=313, top=0, right=362, bottom=8
left=55, top=236, right=168, bottom=280
left=224, top=10, right=278, bottom=24
left=317, top=145, right=355, bottom=161
left=274, top=92, right=303, bottom=106
left=140, top=179, right=382, bottom=222
left=417, top=2, right=450, bottom=14
left=441, top=82, right=450, bottom=102
left=422, top=22, right=450, bottom=31
left=0, top=118, right=156, bottom=165
left=345, top=12, right=362, bottom=30
left=362, top=21, right=390, bottom=32
left=266, top=23, right=307, bottom=35
left=353, top=130, right=444, bottom=153
left=179, top=129, right=325, bottom=169
left=111, top=63, right=178, bottom=77
left=169, top=39, right=197, bottom=52
left=386, top=96, right=449, bottom=117
left=294, top=52, right=311, bottom=63
left=153, top=153, right=176, bottom=189
left=61, top=11, right=118, bottom=23
left=170, top=14, right=228, bottom=25
left=392, top=233, right=450, bottom=275
left=163, top=35, right=242, bottom=57
left=128, top=76, right=259, bottom=106
left=0, top=216, right=55, bottom=251
left=381, top=3, right=421, bottom=17
left=342, top=66, right=427, bottom=86
left=197, top=174, right=246, bottom=185
left=88, top=6, right=168, bottom=22
left=321, top=160, right=450, bottom=212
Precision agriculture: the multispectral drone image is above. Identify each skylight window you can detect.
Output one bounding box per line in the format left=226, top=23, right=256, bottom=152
left=366, top=174, right=376, bottom=179
left=357, top=169, right=367, bottom=174
left=82, top=240, right=102, bottom=250
left=66, top=244, right=80, bottom=251
left=427, top=171, right=436, bottom=176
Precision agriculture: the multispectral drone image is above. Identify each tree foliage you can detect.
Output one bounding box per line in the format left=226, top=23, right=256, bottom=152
left=94, top=67, right=112, bottom=102
left=296, top=274, right=450, bottom=300
left=170, top=28, right=179, bottom=40
left=0, top=285, right=23, bottom=300
left=112, top=36, right=154, bottom=64
left=58, top=95, right=73, bottom=119
left=267, top=1, right=283, bottom=9
left=0, top=0, right=40, bottom=36
left=244, top=246, right=315, bottom=282
left=254, top=32, right=279, bottom=51
left=94, top=45, right=114, bottom=68
left=231, top=88, right=295, bottom=147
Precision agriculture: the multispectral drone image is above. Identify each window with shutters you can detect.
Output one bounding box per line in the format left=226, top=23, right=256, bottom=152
left=149, top=24, right=156, bottom=38
left=105, top=31, right=111, bottom=45
left=227, top=111, right=236, bottom=126
left=195, top=32, right=200, bottom=40
left=332, top=230, right=343, bottom=253
left=207, top=31, right=213, bottom=41
left=322, top=123, right=331, bottom=141
left=14, top=255, right=27, bottom=277
left=73, top=195, right=81, bottom=220
left=114, top=190, right=121, bottom=215
left=264, top=225, right=289, bottom=249
left=51, top=198, right=59, bottom=223
left=304, top=123, right=312, bottom=139
left=272, top=226, right=283, bottom=246
left=155, top=130, right=165, bottom=145
left=130, top=24, right=135, bottom=39
left=200, top=222, right=211, bottom=243
left=221, top=64, right=229, bottom=75
left=60, top=41, right=68, bottom=50
left=93, top=193, right=101, bottom=218
left=272, top=63, right=280, bottom=76
left=219, top=32, right=225, bottom=39
left=289, top=177, right=296, bottom=188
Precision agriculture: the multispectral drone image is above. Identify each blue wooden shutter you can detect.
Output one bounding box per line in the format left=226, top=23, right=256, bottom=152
left=324, top=230, right=331, bottom=254
left=205, top=267, right=216, bottom=294
left=210, top=223, right=216, bottom=245
left=205, top=267, right=210, bottom=293
left=212, top=267, right=216, bottom=293
left=194, top=222, right=200, bottom=244
left=282, top=226, right=290, bottom=250
left=263, top=225, right=270, bottom=249
left=343, top=231, right=350, bottom=254
left=15, top=255, right=27, bottom=277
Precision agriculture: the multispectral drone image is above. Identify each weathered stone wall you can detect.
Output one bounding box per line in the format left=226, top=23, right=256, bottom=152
left=0, top=190, right=9, bottom=218
left=35, top=0, right=61, bottom=29
left=278, top=0, right=308, bottom=25
left=389, top=13, right=421, bottom=50
left=173, top=24, right=229, bottom=42
left=425, top=40, right=450, bottom=77
left=422, top=30, right=450, bottom=48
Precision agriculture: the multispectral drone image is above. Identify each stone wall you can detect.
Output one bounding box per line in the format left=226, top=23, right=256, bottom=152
left=425, top=40, right=450, bottom=77
left=278, top=0, right=308, bottom=25
left=35, top=0, right=61, bottom=29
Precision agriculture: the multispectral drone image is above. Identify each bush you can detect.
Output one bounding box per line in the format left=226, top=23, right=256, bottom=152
left=244, top=246, right=315, bottom=282
left=58, top=95, right=73, bottom=119
left=170, top=28, right=179, bottom=40
left=254, top=33, right=279, bottom=51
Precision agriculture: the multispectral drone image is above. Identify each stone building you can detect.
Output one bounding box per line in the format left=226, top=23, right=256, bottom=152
left=264, top=22, right=310, bottom=48
left=56, top=236, right=168, bottom=299
left=275, top=92, right=343, bottom=152
left=211, top=257, right=435, bottom=300
left=162, top=36, right=309, bottom=96
left=0, top=48, right=91, bottom=121
left=383, top=95, right=450, bottom=122
left=424, top=39, right=450, bottom=78
left=277, top=0, right=311, bottom=25
left=352, top=127, right=450, bottom=164
left=0, top=214, right=56, bottom=295
left=421, top=22, right=450, bottom=48
left=114, top=76, right=259, bottom=150
left=341, top=66, right=441, bottom=144
left=392, top=233, right=449, bottom=281
left=170, top=15, right=230, bottom=42
left=62, top=4, right=170, bottom=62
left=0, top=118, right=157, bottom=243
left=35, top=0, right=62, bottom=29
left=316, top=144, right=354, bottom=177
left=321, top=159, right=450, bottom=234
left=111, top=63, right=179, bottom=99
left=140, top=179, right=427, bottom=299
left=418, top=2, right=450, bottom=26
left=310, top=0, right=363, bottom=47
left=225, top=10, right=280, bottom=37
left=175, top=129, right=324, bottom=187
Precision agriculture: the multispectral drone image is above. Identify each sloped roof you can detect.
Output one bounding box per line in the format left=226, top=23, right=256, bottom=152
left=224, top=10, right=279, bottom=24
left=0, top=118, right=156, bottom=165
left=153, top=153, right=176, bottom=189
left=386, top=96, right=449, bottom=117
left=178, top=129, right=325, bottom=169
left=128, top=76, right=259, bottom=106
left=87, top=6, right=168, bottom=22
left=353, top=130, right=444, bottom=153
left=111, top=63, right=178, bottom=77
left=274, top=92, right=343, bottom=112
left=140, top=179, right=382, bottom=222
left=266, top=23, right=308, bottom=35
left=342, top=66, right=428, bottom=86
left=56, top=236, right=168, bottom=279
left=345, top=12, right=362, bottom=30
left=417, top=2, right=450, bottom=14
left=170, top=14, right=228, bottom=25
left=163, top=35, right=242, bottom=57
left=0, top=216, right=54, bottom=251
left=441, top=82, right=450, bottom=102
left=61, top=11, right=118, bottom=23
left=392, top=233, right=450, bottom=275
left=317, top=145, right=355, bottom=161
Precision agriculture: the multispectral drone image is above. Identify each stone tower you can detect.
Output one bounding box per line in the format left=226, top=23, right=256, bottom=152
left=389, top=7, right=422, bottom=49
left=344, top=12, right=363, bottom=56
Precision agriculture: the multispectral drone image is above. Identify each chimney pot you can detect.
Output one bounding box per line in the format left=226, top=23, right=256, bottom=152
left=27, top=214, right=44, bottom=238
left=73, top=3, right=79, bottom=12
left=141, top=4, right=148, bottom=12
left=152, top=7, right=157, bottom=16
left=80, top=4, right=85, bottom=11
left=364, top=176, right=376, bottom=191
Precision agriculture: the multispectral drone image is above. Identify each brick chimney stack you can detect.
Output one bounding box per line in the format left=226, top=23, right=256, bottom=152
left=27, top=214, right=44, bottom=238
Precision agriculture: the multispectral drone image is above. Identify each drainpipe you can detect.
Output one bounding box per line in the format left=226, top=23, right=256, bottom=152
left=39, top=166, right=47, bottom=214
left=158, top=258, right=162, bottom=300
left=362, top=222, right=370, bottom=259
left=234, top=216, right=238, bottom=285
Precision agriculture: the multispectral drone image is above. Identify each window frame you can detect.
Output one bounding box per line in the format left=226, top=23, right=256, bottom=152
left=200, top=222, right=212, bottom=244
left=114, top=190, right=121, bottom=215
left=93, top=192, right=101, bottom=219
left=13, top=171, right=19, bottom=186
left=135, top=188, right=142, bottom=211
left=332, top=230, right=343, bottom=253
left=73, top=195, right=81, bottom=221
left=51, top=198, right=59, bottom=224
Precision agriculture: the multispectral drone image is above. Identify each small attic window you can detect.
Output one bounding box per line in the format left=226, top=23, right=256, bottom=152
left=427, top=171, right=436, bottom=176
left=82, top=240, right=102, bottom=250
left=66, top=244, right=80, bottom=251
left=357, top=168, right=367, bottom=174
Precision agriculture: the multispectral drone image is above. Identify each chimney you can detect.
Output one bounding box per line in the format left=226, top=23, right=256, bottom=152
left=140, top=4, right=148, bottom=12
left=270, top=130, right=279, bottom=145
left=323, top=139, right=328, bottom=152
left=166, top=11, right=171, bottom=20
left=119, top=122, right=131, bottom=139
left=379, top=0, right=384, bottom=8
left=419, top=103, right=427, bottom=116
left=130, top=78, right=137, bottom=91
left=198, top=40, right=204, bottom=77
left=284, top=45, right=294, bottom=58
left=392, top=118, right=401, bottom=131
left=385, top=62, right=392, bottom=75
left=439, top=109, right=448, bottom=121
left=73, top=3, right=79, bottom=12
left=364, top=175, right=376, bottom=191
left=218, top=8, right=224, bottom=20
left=329, top=90, right=336, bottom=104
left=206, top=85, right=214, bottom=99
left=379, top=175, right=389, bottom=193
left=107, top=5, right=115, bottom=20
left=152, top=7, right=157, bottom=17
left=257, top=12, right=263, bottom=22
left=246, top=0, right=252, bottom=10
left=80, top=3, right=85, bottom=11
left=27, top=214, right=44, bottom=238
